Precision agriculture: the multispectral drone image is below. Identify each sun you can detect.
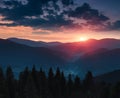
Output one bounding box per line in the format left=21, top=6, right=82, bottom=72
left=79, top=37, right=88, bottom=41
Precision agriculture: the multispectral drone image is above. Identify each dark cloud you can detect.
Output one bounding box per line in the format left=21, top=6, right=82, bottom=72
left=0, top=0, right=74, bottom=30
left=61, top=0, right=74, bottom=6
left=111, top=21, right=120, bottom=30
left=0, top=0, right=118, bottom=32
left=69, top=3, right=109, bottom=23
left=106, top=20, right=120, bottom=31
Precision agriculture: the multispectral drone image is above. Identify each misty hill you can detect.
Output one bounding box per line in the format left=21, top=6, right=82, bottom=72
left=48, top=39, right=120, bottom=61
left=1, top=38, right=120, bottom=77
left=8, top=38, right=120, bottom=49
left=7, top=38, right=62, bottom=47
left=0, top=39, right=66, bottom=70
left=95, top=70, right=120, bottom=84
left=74, top=48, right=120, bottom=76
left=7, top=38, right=120, bottom=60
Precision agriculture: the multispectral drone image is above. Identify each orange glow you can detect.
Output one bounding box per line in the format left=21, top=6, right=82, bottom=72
left=79, top=37, right=88, bottom=41
left=0, top=25, right=120, bottom=42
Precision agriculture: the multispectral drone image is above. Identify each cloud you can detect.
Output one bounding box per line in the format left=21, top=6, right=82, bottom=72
left=61, top=0, right=74, bottom=6
left=32, top=29, right=52, bottom=35
left=33, top=32, right=50, bottom=35
left=106, top=20, right=120, bottom=31
left=0, top=0, right=74, bottom=30
left=69, top=3, right=109, bottom=23
left=0, top=0, right=118, bottom=32
left=112, top=21, right=120, bottom=30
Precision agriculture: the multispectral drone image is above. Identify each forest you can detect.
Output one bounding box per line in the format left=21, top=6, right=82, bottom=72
left=0, top=66, right=120, bottom=98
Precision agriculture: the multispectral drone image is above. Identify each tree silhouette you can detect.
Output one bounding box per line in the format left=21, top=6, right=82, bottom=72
left=83, top=71, right=94, bottom=91
left=60, top=72, right=66, bottom=98
left=0, top=66, right=118, bottom=98
left=54, top=67, right=61, bottom=98
left=73, top=76, right=82, bottom=98
left=31, top=65, right=40, bottom=93
left=48, top=67, right=54, bottom=98
left=100, top=84, right=111, bottom=98
left=74, top=75, right=81, bottom=91
left=67, top=74, right=73, bottom=97
left=24, top=73, right=39, bottom=98
left=111, top=82, right=120, bottom=98
left=0, top=67, right=7, bottom=98
left=6, top=66, right=15, bottom=98
left=83, top=71, right=94, bottom=98
left=38, top=67, right=47, bottom=98
left=18, top=66, right=29, bottom=98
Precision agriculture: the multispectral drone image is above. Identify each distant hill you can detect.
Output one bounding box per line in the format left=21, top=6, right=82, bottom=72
left=1, top=38, right=120, bottom=78
left=74, top=48, right=120, bottom=76
left=49, top=38, right=120, bottom=60
left=95, top=70, right=120, bottom=84
left=7, top=38, right=120, bottom=60
left=7, top=38, right=62, bottom=47
left=0, top=39, right=66, bottom=72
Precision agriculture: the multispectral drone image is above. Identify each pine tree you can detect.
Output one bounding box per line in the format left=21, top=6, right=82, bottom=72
left=111, top=82, right=120, bottom=98
left=31, top=65, right=39, bottom=92
left=24, top=73, right=39, bottom=98
left=18, top=67, right=29, bottom=98
left=0, top=67, right=7, bottom=98
left=100, top=84, right=111, bottom=98
left=48, top=67, right=54, bottom=98
left=67, top=74, right=73, bottom=96
left=60, top=72, right=66, bottom=98
left=6, top=66, right=15, bottom=98
left=74, top=75, right=81, bottom=91
left=83, top=71, right=94, bottom=90
left=83, top=71, right=94, bottom=98
left=54, top=67, right=61, bottom=98
left=73, top=76, right=82, bottom=98
left=39, top=67, right=47, bottom=98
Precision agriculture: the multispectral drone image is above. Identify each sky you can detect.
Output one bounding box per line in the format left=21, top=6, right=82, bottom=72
left=0, top=0, right=120, bottom=42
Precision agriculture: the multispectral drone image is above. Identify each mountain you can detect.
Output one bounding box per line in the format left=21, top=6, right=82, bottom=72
left=49, top=38, right=120, bottom=60
left=7, top=38, right=62, bottom=47
left=7, top=38, right=48, bottom=47
left=7, top=38, right=120, bottom=61
left=0, top=39, right=66, bottom=72
left=2, top=38, right=120, bottom=78
left=95, top=70, right=120, bottom=84
left=74, top=48, right=120, bottom=77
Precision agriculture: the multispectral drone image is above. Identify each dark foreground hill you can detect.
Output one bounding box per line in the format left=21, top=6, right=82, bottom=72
left=95, top=70, right=120, bottom=84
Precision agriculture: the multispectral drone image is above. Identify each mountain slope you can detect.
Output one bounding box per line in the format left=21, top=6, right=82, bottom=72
left=0, top=39, right=66, bottom=70
left=75, top=48, right=120, bottom=76
left=7, top=38, right=120, bottom=61
left=1, top=38, right=120, bottom=78
left=49, top=38, right=120, bottom=60
left=95, top=70, right=120, bottom=84
left=7, top=38, right=62, bottom=47
left=7, top=38, right=49, bottom=47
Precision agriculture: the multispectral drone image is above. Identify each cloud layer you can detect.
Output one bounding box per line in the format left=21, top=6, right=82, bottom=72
left=0, top=0, right=120, bottom=32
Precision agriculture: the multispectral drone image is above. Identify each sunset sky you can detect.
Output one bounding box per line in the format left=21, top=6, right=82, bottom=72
left=0, top=0, right=120, bottom=42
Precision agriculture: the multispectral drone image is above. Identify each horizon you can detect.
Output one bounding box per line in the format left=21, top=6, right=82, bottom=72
left=0, top=0, right=120, bottom=42
left=1, top=37, right=120, bottom=43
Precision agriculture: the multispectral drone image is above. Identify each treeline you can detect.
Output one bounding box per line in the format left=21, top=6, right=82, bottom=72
left=0, top=66, right=120, bottom=98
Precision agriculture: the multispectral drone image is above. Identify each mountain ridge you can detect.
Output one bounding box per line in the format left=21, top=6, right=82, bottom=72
left=0, top=38, right=120, bottom=78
